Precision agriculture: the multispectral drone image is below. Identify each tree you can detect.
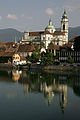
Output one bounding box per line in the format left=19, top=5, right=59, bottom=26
left=48, top=41, right=53, bottom=47
left=67, top=56, right=74, bottom=64
left=29, top=41, right=33, bottom=45
left=41, top=51, right=54, bottom=65
left=74, top=36, right=80, bottom=51
left=40, top=41, right=45, bottom=47
left=28, top=46, right=40, bottom=63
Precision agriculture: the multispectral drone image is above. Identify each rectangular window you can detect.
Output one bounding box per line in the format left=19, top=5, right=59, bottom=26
left=43, top=37, right=45, bottom=40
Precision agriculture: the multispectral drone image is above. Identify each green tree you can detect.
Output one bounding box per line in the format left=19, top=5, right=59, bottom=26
left=40, top=41, right=45, bottom=47
left=28, top=46, right=40, bottom=63
left=67, top=56, right=74, bottom=63
left=29, top=41, right=33, bottom=45
left=41, top=51, right=54, bottom=65
left=48, top=41, right=53, bottom=47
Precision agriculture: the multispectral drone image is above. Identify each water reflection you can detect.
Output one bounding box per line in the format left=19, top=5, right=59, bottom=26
left=6, top=70, right=80, bottom=111
left=0, top=69, right=80, bottom=113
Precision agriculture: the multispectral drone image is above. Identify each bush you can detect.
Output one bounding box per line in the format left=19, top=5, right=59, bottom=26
left=67, top=56, right=74, bottom=64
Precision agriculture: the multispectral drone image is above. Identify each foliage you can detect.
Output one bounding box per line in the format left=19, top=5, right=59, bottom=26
left=67, top=56, right=74, bottom=63
left=40, top=41, right=45, bottom=47
left=0, top=57, right=8, bottom=63
left=28, top=46, right=40, bottom=63
left=29, top=41, right=34, bottom=45
left=74, top=36, right=80, bottom=51
left=48, top=41, right=53, bottom=47
left=41, top=51, right=54, bottom=65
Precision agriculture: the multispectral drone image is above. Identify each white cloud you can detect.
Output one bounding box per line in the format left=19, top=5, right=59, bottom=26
left=45, top=8, right=54, bottom=15
left=0, top=16, right=2, bottom=20
left=7, top=14, right=18, bottom=20
left=21, top=14, right=32, bottom=20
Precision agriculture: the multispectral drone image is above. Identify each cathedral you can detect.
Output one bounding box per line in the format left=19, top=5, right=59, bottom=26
left=20, top=10, right=68, bottom=49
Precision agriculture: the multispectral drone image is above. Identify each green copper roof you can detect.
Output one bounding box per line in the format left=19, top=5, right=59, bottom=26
left=24, top=29, right=29, bottom=33
left=45, top=25, right=55, bottom=29
left=45, top=19, right=55, bottom=30
left=62, top=10, right=68, bottom=19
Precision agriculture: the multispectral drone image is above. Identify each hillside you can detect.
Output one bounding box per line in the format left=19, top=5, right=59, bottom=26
left=0, top=28, right=23, bottom=42
left=69, top=27, right=80, bottom=40
left=0, top=27, right=80, bottom=42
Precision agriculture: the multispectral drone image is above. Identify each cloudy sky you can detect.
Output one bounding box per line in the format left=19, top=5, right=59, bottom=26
left=0, top=0, right=80, bottom=31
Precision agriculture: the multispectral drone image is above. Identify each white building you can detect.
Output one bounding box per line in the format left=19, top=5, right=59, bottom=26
left=20, top=10, right=68, bottom=49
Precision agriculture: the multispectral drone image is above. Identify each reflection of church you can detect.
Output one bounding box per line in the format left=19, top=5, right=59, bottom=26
left=6, top=70, right=80, bottom=113
left=19, top=73, right=67, bottom=112
left=40, top=81, right=67, bottom=111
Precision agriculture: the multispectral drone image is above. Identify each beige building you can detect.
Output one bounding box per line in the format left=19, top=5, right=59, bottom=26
left=12, top=53, right=20, bottom=64
left=19, top=10, right=69, bottom=49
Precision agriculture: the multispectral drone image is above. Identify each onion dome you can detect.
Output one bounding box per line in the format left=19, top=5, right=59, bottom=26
left=24, top=29, right=29, bottom=33
left=45, top=19, right=55, bottom=30
left=62, top=10, right=68, bottom=19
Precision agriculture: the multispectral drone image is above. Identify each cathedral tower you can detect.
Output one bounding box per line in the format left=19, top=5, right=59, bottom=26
left=61, top=10, right=68, bottom=43
left=24, top=29, right=29, bottom=40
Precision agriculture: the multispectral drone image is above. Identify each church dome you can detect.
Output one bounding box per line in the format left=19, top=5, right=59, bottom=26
left=45, top=25, right=55, bottom=29
left=24, top=29, right=29, bottom=33
left=45, top=19, right=55, bottom=32
left=62, top=10, right=68, bottom=19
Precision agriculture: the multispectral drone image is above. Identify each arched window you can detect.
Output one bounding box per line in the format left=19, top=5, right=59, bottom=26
left=63, top=24, right=65, bottom=31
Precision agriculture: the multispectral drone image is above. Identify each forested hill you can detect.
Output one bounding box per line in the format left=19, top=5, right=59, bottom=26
left=0, top=27, right=80, bottom=42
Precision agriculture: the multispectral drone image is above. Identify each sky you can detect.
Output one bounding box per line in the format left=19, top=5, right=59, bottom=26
left=0, top=0, right=80, bottom=32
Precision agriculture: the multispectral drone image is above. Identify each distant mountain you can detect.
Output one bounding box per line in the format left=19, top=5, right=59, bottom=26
left=0, top=27, right=80, bottom=42
left=0, top=28, right=23, bottom=42
left=69, top=27, right=80, bottom=40
left=56, top=27, right=80, bottom=40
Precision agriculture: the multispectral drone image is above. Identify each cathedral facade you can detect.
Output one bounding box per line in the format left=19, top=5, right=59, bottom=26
left=20, top=10, right=68, bottom=49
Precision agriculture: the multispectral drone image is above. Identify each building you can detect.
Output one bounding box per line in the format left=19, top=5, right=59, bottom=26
left=19, top=10, right=68, bottom=49
left=0, top=52, right=26, bottom=64
left=59, top=45, right=80, bottom=63
left=17, top=44, right=46, bottom=57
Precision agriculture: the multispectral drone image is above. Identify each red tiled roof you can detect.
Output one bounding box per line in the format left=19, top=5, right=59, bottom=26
left=17, top=44, right=35, bottom=52
left=0, top=52, right=14, bottom=57
left=20, top=56, right=26, bottom=60
left=6, top=42, right=15, bottom=45
left=48, top=45, right=60, bottom=50
left=29, top=31, right=44, bottom=36
left=62, top=43, right=72, bottom=48
left=42, top=30, right=50, bottom=35
left=0, top=41, right=5, bottom=45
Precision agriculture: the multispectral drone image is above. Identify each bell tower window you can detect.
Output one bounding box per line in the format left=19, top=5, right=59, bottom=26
left=63, top=24, right=65, bottom=31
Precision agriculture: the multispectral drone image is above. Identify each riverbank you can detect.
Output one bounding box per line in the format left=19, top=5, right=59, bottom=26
left=0, top=63, right=14, bottom=70
left=30, top=64, right=80, bottom=72
left=0, top=63, right=80, bottom=71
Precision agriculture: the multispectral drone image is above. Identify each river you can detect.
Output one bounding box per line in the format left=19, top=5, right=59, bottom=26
left=0, top=69, right=80, bottom=120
